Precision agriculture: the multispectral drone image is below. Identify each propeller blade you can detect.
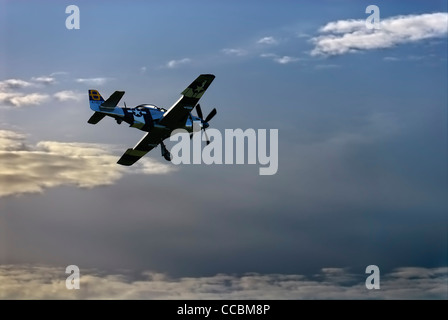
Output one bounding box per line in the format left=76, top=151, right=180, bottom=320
left=196, top=104, right=203, bottom=120
left=204, top=108, right=217, bottom=123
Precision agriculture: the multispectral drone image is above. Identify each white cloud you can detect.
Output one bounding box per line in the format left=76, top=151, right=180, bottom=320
left=260, top=53, right=300, bottom=64
left=0, top=79, right=34, bottom=90
left=0, top=130, right=176, bottom=198
left=311, top=12, right=448, bottom=56
left=0, top=265, right=446, bottom=299
left=8, top=93, right=49, bottom=106
left=257, top=36, right=278, bottom=45
left=53, top=90, right=83, bottom=102
left=137, top=158, right=179, bottom=175
left=76, top=77, right=112, bottom=86
left=275, top=56, right=300, bottom=64
left=0, top=78, right=51, bottom=107
left=165, top=58, right=191, bottom=68
left=0, top=130, right=28, bottom=151
left=31, top=76, right=56, bottom=85
left=319, top=19, right=366, bottom=34
left=0, top=92, right=50, bottom=107
left=222, top=48, right=248, bottom=56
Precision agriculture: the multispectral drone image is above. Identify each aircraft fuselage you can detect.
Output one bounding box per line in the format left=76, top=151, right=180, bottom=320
left=98, top=104, right=202, bottom=135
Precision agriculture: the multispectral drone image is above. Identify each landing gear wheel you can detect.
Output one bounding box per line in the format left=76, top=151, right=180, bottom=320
left=163, top=151, right=172, bottom=162
left=160, top=140, right=172, bottom=162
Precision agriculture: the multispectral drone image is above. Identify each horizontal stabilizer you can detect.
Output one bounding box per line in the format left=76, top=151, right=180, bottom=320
left=101, top=91, right=125, bottom=109
left=87, top=112, right=106, bottom=124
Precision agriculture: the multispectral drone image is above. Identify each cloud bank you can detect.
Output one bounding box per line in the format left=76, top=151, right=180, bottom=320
left=0, top=265, right=445, bottom=299
left=0, top=130, right=175, bottom=198
left=311, top=12, right=448, bottom=56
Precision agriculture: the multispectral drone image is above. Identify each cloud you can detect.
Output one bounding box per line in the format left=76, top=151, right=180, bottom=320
left=0, top=92, right=50, bottom=107
left=0, top=79, right=34, bottom=90
left=0, top=130, right=29, bottom=151
left=75, top=77, right=112, bottom=86
left=31, top=76, right=56, bottom=85
left=260, top=53, right=300, bottom=64
left=275, top=56, right=300, bottom=64
left=53, top=90, right=83, bottom=102
left=0, top=265, right=445, bottom=299
left=0, top=77, right=85, bottom=107
left=222, top=48, right=248, bottom=56
left=0, top=78, right=50, bottom=107
left=0, top=130, right=176, bottom=198
left=136, top=158, right=179, bottom=175
left=311, top=12, right=448, bottom=56
left=165, top=58, right=191, bottom=68
left=257, top=36, right=278, bottom=45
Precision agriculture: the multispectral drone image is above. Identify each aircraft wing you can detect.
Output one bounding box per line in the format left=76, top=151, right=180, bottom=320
left=159, top=74, right=215, bottom=129
left=117, top=131, right=162, bottom=166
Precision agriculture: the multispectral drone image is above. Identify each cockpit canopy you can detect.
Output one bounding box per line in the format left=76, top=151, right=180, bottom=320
left=135, top=104, right=167, bottom=112
left=134, top=104, right=166, bottom=120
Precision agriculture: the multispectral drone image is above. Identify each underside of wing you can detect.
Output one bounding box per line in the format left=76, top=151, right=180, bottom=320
left=117, top=131, right=162, bottom=166
left=159, top=74, right=215, bottom=129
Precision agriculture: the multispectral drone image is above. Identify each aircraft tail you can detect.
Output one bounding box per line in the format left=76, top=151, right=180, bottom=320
left=88, top=89, right=105, bottom=111
left=87, top=89, right=125, bottom=125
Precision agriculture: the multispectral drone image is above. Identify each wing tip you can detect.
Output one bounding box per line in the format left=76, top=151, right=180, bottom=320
left=117, top=148, right=147, bottom=166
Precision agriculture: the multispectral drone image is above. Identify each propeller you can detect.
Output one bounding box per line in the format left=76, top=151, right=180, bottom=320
left=193, top=104, right=217, bottom=145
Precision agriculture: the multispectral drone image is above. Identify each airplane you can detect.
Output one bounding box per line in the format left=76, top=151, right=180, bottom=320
left=87, top=74, right=216, bottom=166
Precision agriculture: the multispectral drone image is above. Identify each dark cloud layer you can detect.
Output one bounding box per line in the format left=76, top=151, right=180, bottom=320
left=0, top=265, right=445, bottom=299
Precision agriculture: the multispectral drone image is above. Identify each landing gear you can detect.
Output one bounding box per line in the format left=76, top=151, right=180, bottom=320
left=160, top=140, right=172, bottom=161
left=116, top=119, right=122, bottom=124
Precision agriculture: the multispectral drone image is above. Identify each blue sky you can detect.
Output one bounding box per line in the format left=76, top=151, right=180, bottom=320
left=0, top=0, right=447, bottom=299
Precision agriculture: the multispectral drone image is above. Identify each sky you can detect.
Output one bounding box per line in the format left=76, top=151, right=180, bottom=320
left=0, top=0, right=447, bottom=299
